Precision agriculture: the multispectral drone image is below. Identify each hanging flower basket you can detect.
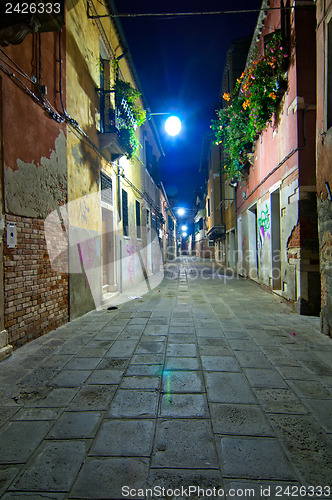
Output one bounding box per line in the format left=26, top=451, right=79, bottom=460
left=211, top=31, right=289, bottom=180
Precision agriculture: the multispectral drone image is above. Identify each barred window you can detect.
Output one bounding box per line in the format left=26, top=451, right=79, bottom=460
left=101, top=172, right=113, bottom=204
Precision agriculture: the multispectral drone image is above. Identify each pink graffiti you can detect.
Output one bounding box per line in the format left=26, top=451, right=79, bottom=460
left=126, top=241, right=139, bottom=284
left=242, top=235, right=247, bottom=254
left=77, top=239, right=97, bottom=286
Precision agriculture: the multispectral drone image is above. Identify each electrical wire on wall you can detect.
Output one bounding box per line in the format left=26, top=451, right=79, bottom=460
left=0, top=2, right=161, bottom=217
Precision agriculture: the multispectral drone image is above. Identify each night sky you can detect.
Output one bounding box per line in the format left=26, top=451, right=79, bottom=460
left=112, top=1, right=262, bottom=208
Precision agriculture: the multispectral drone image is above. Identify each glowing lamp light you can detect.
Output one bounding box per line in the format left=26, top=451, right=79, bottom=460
left=181, top=225, right=188, bottom=231
left=177, top=208, right=185, bottom=216
left=182, top=232, right=187, bottom=237
left=165, top=116, right=181, bottom=136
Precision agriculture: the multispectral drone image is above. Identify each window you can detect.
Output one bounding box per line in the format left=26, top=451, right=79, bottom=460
left=99, top=57, right=111, bottom=133
left=152, top=213, right=156, bottom=234
left=156, top=215, right=160, bottom=238
left=208, top=240, right=214, bottom=247
left=136, top=200, right=141, bottom=238
left=281, top=0, right=291, bottom=45
left=146, top=209, right=150, bottom=226
left=101, top=172, right=113, bottom=204
left=207, top=198, right=211, bottom=217
left=122, top=189, right=128, bottom=236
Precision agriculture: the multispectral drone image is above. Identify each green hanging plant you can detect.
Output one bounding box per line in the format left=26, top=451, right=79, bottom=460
left=112, top=72, right=146, bottom=158
left=211, top=31, right=289, bottom=180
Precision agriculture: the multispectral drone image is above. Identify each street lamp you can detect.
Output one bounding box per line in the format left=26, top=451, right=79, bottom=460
left=181, top=225, right=188, bottom=231
left=165, top=116, right=181, bottom=136
left=177, top=208, right=185, bottom=216
left=147, top=112, right=181, bottom=136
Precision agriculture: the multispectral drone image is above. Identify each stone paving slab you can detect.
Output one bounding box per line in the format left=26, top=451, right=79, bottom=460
left=90, top=419, right=155, bottom=457
left=205, top=372, right=257, bottom=403
left=10, top=441, right=86, bottom=492
left=219, top=436, right=297, bottom=480
left=210, top=403, right=274, bottom=436
left=0, top=258, right=331, bottom=498
left=70, top=457, right=150, bottom=499
left=151, top=419, right=219, bottom=468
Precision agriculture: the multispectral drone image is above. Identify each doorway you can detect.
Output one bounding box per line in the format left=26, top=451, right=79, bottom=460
left=271, top=190, right=281, bottom=290
left=102, top=208, right=115, bottom=292
left=248, top=205, right=259, bottom=279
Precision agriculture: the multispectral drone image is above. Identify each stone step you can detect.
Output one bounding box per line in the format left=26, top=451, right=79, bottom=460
left=0, top=330, right=13, bottom=362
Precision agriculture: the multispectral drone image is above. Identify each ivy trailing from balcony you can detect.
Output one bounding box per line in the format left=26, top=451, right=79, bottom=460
left=114, top=79, right=146, bottom=159
left=211, top=31, right=289, bottom=180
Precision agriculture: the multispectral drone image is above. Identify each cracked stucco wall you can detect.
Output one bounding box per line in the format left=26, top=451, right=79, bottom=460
left=4, top=130, right=67, bottom=218
left=318, top=197, right=332, bottom=336
left=280, top=177, right=300, bottom=303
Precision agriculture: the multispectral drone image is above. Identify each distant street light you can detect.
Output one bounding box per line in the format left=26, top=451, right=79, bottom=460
left=177, top=208, right=185, bottom=216
left=182, top=232, right=187, bottom=237
left=181, top=225, right=188, bottom=231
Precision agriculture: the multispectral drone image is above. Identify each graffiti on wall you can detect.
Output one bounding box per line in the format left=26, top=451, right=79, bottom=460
left=258, top=204, right=271, bottom=249
left=257, top=203, right=271, bottom=261
left=242, top=235, right=247, bottom=255
left=127, top=241, right=139, bottom=284
left=77, top=238, right=98, bottom=287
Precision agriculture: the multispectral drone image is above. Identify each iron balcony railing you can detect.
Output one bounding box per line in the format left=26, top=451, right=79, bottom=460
left=98, top=89, right=137, bottom=134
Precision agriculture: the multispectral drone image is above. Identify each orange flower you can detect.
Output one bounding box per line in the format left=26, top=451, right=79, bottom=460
left=223, top=93, right=231, bottom=101
left=242, top=99, right=250, bottom=109
left=269, top=92, right=277, bottom=100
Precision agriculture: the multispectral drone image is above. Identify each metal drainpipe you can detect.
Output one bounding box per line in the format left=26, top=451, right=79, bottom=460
left=219, top=147, right=224, bottom=264
left=117, top=164, right=121, bottom=221
left=117, top=164, right=122, bottom=293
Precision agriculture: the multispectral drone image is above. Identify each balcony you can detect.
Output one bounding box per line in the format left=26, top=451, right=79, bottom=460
left=207, top=225, right=225, bottom=240
left=98, top=89, right=137, bottom=160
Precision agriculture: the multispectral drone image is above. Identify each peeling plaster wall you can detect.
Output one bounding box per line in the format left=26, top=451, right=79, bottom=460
left=238, top=214, right=249, bottom=277
left=317, top=129, right=332, bottom=334
left=318, top=197, right=332, bottom=335
left=281, top=176, right=300, bottom=302
left=4, top=130, right=67, bottom=218
left=3, top=130, right=69, bottom=346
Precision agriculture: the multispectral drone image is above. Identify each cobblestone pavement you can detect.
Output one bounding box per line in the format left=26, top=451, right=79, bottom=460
left=0, top=257, right=331, bottom=500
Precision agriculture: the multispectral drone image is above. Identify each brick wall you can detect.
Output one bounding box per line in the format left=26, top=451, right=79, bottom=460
left=287, top=222, right=300, bottom=248
left=3, top=214, right=69, bottom=348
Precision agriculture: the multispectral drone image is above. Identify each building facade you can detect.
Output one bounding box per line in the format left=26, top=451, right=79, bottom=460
left=237, top=0, right=319, bottom=315
left=212, top=0, right=320, bottom=315
left=0, top=0, right=168, bottom=349
left=1, top=7, right=68, bottom=349
left=316, top=0, right=332, bottom=335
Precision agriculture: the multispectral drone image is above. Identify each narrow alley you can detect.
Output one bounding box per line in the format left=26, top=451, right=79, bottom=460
left=0, top=257, right=331, bottom=499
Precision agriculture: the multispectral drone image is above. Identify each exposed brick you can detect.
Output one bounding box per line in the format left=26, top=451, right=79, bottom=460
left=4, top=214, right=69, bottom=348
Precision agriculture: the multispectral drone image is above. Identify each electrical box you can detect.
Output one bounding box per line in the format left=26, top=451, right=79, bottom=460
left=7, top=223, right=17, bottom=248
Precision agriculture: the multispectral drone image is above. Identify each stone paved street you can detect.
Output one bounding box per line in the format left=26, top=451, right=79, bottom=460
left=0, top=258, right=331, bottom=499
